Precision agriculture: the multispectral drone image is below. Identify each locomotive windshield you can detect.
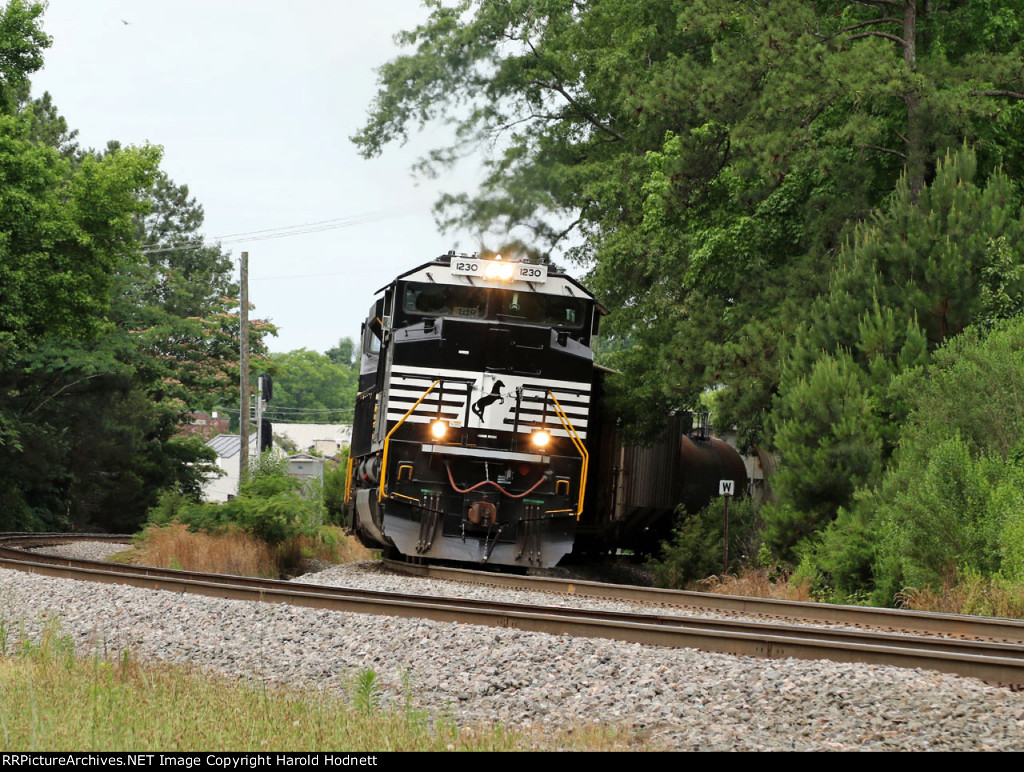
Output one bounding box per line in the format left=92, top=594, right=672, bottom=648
left=403, top=282, right=488, bottom=318
left=401, top=281, right=586, bottom=329
left=496, top=291, right=586, bottom=329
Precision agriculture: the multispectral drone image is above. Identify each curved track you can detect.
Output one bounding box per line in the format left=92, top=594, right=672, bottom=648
left=386, top=560, right=1024, bottom=642
left=4, top=533, right=1024, bottom=688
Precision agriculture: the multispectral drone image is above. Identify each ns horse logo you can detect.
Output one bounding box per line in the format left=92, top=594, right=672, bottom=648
left=472, top=380, right=506, bottom=420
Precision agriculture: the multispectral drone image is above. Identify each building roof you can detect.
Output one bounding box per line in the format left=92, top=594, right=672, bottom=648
left=206, top=433, right=258, bottom=459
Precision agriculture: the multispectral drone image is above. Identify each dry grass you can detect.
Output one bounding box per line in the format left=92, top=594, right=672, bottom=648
left=294, top=527, right=377, bottom=564
left=896, top=576, right=1024, bottom=619
left=121, top=523, right=376, bottom=578
left=124, top=523, right=278, bottom=576
left=695, top=567, right=815, bottom=602
left=699, top=569, right=1024, bottom=618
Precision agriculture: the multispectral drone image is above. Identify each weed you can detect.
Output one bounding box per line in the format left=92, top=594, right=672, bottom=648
left=352, top=668, right=381, bottom=715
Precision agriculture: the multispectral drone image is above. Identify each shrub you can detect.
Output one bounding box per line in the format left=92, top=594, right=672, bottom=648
left=648, top=496, right=761, bottom=589
left=323, top=451, right=350, bottom=525
left=145, top=451, right=325, bottom=546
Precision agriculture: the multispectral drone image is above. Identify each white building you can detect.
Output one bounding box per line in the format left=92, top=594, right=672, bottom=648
left=202, top=433, right=259, bottom=502
left=271, top=423, right=351, bottom=457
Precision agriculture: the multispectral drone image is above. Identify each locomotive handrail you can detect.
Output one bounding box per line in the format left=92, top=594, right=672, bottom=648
left=343, top=454, right=354, bottom=506
left=378, top=379, right=442, bottom=502
left=547, top=390, right=589, bottom=519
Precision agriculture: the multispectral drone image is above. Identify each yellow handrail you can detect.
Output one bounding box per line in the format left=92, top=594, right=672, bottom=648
left=343, top=454, right=354, bottom=505
left=378, top=380, right=441, bottom=502
left=547, top=391, right=589, bottom=519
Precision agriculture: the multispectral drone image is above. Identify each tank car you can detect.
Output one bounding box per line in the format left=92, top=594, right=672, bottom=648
left=345, top=252, right=600, bottom=567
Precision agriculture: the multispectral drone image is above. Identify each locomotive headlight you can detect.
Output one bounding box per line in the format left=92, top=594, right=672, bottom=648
left=531, top=429, right=551, bottom=448
left=430, top=419, right=448, bottom=440
left=484, top=259, right=515, bottom=281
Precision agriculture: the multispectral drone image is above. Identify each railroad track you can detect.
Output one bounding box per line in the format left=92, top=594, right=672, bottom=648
left=385, top=560, right=1024, bottom=642
left=4, top=533, right=1024, bottom=688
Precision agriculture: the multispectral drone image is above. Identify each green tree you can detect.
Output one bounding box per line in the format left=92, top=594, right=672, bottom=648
left=355, top=0, right=1024, bottom=452
left=824, top=0, right=1024, bottom=197
left=648, top=496, right=761, bottom=588
left=266, top=349, right=358, bottom=425
left=23, top=90, right=79, bottom=156
left=766, top=148, right=1024, bottom=557
left=113, top=162, right=274, bottom=421
left=0, top=0, right=49, bottom=114
left=810, top=148, right=1024, bottom=354
left=325, top=337, right=358, bottom=370
left=0, top=119, right=160, bottom=341
left=129, top=164, right=237, bottom=320
left=0, top=114, right=165, bottom=529
left=0, top=7, right=272, bottom=533
left=765, top=353, right=884, bottom=559
left=800, top=317, right=1024, bottom=605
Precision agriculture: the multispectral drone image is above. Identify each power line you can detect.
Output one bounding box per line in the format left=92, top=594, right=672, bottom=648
left=262, top=405, right=354, bottom=412
left=215, top=406, right=355, bottom=416
left=252, top=269, right=382, bottom=282
left=138, top=209, right=409, bottom=256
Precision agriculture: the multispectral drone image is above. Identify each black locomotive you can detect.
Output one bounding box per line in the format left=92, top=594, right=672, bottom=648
left=345, top=252, right=747, bottom=568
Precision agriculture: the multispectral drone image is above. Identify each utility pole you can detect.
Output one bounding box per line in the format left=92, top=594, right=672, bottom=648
left=256, top=375, right=263, bottom=454
left=239, top=251, right=250, bottom=483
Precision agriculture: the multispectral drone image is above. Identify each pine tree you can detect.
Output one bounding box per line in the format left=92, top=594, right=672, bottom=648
left=768, top=147, right=1024, bottom=560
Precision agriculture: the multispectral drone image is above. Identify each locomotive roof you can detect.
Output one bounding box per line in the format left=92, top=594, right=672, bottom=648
left=377, top=252, right=600, bottom=304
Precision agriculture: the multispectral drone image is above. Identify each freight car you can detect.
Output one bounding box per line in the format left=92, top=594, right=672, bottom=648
left=344, top=252, right=746, bottom=568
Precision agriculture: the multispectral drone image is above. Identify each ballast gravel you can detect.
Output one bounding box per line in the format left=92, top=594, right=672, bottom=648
left=3, top=543, right=1024, bottom=751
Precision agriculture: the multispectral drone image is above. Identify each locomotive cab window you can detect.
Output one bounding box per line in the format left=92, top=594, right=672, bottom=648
left=497, top=291, right=587, bottom=330
left=363, top=301, right=384, bottom=355
left=402, top=282, right=488, bottom=319
left=363, top=323, right=382, bottom=355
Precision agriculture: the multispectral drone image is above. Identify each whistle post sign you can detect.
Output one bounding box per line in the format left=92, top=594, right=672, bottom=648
left=720, top=479, right=734, bottom=574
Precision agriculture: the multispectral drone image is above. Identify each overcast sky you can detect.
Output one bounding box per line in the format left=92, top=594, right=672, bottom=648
left=31, top=1, right=491, bottom=354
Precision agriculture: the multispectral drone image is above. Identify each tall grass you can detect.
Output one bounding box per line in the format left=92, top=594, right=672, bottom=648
left=896, top=574, right=1024, bottom=618
left=0, top=622, right=651, bottom=751
left=120, top=523, right=376, bottom=578
left=696, top=567, right=815, bottom=602
left=699, top=567, right=1024, bottom=617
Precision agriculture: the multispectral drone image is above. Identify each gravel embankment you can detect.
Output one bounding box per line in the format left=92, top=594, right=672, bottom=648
left=3, top=542, right=1024, bottom=751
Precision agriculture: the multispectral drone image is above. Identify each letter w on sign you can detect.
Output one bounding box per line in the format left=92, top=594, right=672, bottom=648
left=719, top=480, right=734, bottom=496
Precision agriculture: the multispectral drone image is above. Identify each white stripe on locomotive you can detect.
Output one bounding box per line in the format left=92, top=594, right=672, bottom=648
left=384, top=365, right=590, bottom=439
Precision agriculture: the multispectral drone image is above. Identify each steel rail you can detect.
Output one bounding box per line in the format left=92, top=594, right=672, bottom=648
left=7, top=544, right=1022, bottom=658
left=384, top=560, right=1024, bottom=644
left=4, top=535, right=1024, bottom=687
